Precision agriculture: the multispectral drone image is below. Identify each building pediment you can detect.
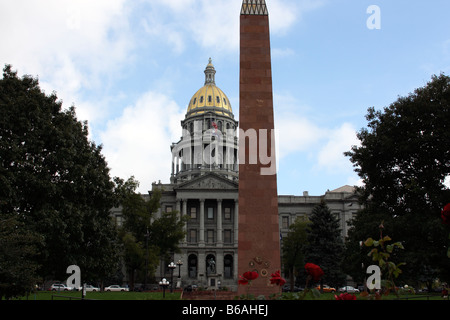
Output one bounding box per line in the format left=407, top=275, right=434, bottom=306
left=175, top=173, right=238, bottom=191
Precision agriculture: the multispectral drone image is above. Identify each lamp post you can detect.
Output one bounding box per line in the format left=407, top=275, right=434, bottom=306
left=144, top=228, right=149, bottom=291
left=159, top=278, right=169, bottom=298
left=168, top=262, right=176, bottom=293
left=177, top=260, right=183, bottom=288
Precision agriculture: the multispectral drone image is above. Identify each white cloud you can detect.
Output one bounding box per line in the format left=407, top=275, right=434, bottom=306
left=273, top=92, right=360, bottom=177
left=0, top=0, right=134, bottom=123
left=142, top=0, right=321, bottom=54
left=317, top=123, right=359, bottom=171
left=100, top=91, right=185, bottom=192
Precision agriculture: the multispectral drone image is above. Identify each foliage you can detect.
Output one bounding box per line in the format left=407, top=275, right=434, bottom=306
left=0, top=215, right=41, bottom=300
left=0, top=65, right=120, bottom=298
left=345, top=73, right=450, bottom=286
left=363, top=222, right=405, bottom=297
left=304, top=201, right=346, bottom=288
left=115, top=177, right=187, bottom=289
left=281, top=219, right=309, bottom=290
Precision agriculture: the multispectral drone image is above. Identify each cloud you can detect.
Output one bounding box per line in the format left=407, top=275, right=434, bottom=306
left=100, top=91, right=185, bottom=193
left=0, top=0, right=134, bottom=124
left=274, top=92, right=360, bottom=179
left=317, top=122, right=360, bottom=172
left=141, top=0, right=320, bottom=54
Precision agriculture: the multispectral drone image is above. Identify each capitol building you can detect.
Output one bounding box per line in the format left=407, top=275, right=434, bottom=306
left=112, top=60, right=362, bottom=291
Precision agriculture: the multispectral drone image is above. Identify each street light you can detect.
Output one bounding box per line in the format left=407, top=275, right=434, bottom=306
left=159, top=278, right=169, bottom=298
left=168, top=262, right=177, bottom=293
left=176, top=260, right=183, bottom=278
left=176, top=260, right=183, bottom=289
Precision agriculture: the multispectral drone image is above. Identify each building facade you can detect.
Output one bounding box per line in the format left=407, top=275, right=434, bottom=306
left=114, top=60, right=362, bottom=291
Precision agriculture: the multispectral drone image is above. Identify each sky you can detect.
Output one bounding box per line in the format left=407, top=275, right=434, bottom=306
left=1, top=0, right=450, bottom=196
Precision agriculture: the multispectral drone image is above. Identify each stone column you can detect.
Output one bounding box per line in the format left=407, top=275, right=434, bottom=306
left=176, top=199, right=181, bottom=220
left=199, top=199, right=205, bottom=246
left=182, top=199, right=188, bottom=243
left=217, top=199, right=223, bottom=247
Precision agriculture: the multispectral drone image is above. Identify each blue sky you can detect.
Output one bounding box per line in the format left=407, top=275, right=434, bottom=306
left=1, top=0, right=450, bottom=195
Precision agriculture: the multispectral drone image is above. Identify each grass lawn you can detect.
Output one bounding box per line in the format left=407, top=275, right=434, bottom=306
left=18, top=290, right=182, bottom=300
left=16, top=290, right=447, bottom=301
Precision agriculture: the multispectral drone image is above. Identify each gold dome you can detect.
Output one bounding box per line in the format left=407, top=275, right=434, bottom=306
left=186, top=59, right=234, bottom=119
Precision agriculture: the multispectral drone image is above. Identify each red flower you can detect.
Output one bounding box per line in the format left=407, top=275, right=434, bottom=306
left=238, top=271, right=259, bottom=286
left=270, top=270, right=286, bottom=286
left=335, top=293, right=357, bottom=300
left=243, top=271, right=259, bottom=281
left=442, top=203, right=450, bottom=225
left=238, top=275, right=249, bottom=286
left=304, top=263, right=324, bottom=281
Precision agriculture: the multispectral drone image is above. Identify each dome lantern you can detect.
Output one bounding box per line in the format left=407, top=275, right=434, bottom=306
left=186, top=58, right=234, bottom=119
left=204, top=57, right=216, bottom=85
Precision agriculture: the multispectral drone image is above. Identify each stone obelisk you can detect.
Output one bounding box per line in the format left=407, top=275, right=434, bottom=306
left=238, top=0, right=281, bottom=297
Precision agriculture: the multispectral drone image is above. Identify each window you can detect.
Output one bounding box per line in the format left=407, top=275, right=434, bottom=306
left=216, top=96, right=220, bottom=103
left=207, top=230, right=214, bottom=243
left=193, top=98, right=197, bottom=105
left=200, top=96, right=204, bottom=103
left=207, top=207, right=214, bottom=219
left=115, top=215, right=123, bottom=227
left=189, top=229, right=197, bottom=243
left=208, top=95, right=212, bottom=103
left=223, top=98, right=227, bottom=105
left=224, top=207, right=231, bottom=220
left=224, top=255, right=233, bottom=279
left=190, top=207, right=197, bottom=219
left=224, top=229, right=232, bottom=244
left=282, top=216, right=289, bottom=229
left=188, top=254, right=197, bottom=278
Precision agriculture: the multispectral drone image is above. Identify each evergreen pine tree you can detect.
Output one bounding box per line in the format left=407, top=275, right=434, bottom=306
left=305, top=201, right=346, bottom=289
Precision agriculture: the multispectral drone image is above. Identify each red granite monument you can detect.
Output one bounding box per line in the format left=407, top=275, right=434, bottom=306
left=238, top=0, right=281, bottom=297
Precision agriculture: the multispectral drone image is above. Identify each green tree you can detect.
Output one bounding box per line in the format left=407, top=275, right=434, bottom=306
left=115, top=178, right=187, bottom=289
left=304, top=201, right=346, bottom=289
left=0, top=215, right=41, bottom=300
left=0, top=65, right=120, bottom=290
left=345, top=73, right=450, bottom=286
left=282, top=219, right=309, bottom=291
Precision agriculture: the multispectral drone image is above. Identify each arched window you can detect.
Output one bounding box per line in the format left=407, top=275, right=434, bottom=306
left=224, top=255, right=233, bottom=279
left=188, top=254, right=198, bottom=279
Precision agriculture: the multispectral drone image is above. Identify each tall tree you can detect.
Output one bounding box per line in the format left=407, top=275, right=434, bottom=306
left=345, top=74, right=450, bottom=285
left=282, top=219, right=309, bottom=291
left=116, top=177, right=187, bottom=289
left=305, top=201, right=346, bottom=289
left=0, top=65, right=120, bottom=291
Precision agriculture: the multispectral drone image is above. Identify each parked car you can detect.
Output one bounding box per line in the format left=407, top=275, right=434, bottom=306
left=50, top=283, right=73, bottom=291
left=316, top=285, right=336, bottom=293
left=339, top=286, right=360, bottom=293
left=282, top=285, right=302, bottom=292
left=104, top=285, right=129, bottom=292
left=84, top=285, right=100, bottom=292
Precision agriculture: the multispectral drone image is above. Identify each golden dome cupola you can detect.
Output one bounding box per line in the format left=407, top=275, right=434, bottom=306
left=186, top=59, right=234, bottom=119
